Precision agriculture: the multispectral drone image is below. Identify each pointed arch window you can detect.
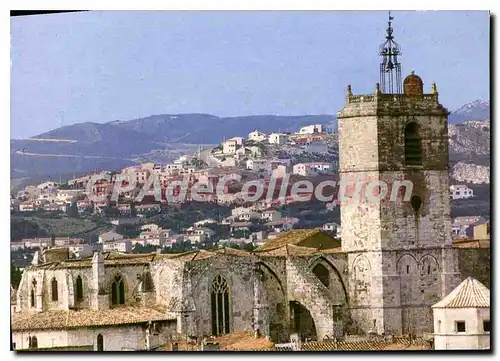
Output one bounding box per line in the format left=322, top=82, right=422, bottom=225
left=111, top=275, right=125, bottom=306
left=30, top=279, right=37, bottom=307
left=76, top=275, right=83, bottom=300
left=405, top=122, right=422, bottom=166
left=51, top=278, right=58, bottom=301
left=211, top=275, right=230, bottom=336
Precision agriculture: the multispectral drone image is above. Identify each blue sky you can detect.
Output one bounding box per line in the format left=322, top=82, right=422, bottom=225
left=11, top=10, right=489, bottom=139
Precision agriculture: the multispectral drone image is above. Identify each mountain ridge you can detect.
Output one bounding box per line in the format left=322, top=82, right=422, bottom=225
left=10, top=99, right=489, bottom=184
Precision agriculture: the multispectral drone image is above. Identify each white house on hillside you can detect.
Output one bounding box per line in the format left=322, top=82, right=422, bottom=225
left=450, top=185, right=474, bottom=200
left=292, top=162, right=332, bottom=177
left=298, top=124, right=323, bottom=134
left=432, top=277, right=490, bottom=350
left=98, top=231, right=124, bottom=243
left=248, top=130, right=267, bottom=142
left=268, top=133, right=288, bottom=145
left=222, top=139, right=238, bottom=154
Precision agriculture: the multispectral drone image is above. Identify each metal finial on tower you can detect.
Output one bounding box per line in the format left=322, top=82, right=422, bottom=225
left=379, top=11, right=402, bottom=94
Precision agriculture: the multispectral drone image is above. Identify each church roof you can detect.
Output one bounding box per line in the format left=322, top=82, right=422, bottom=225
left=432, top=277, right=490, bottom=309
left=254, top=229, right=340, bottom=252
left=300, top=336, right=431, bottom=351
left=11, top=304, right=176, bottom=331
left=255, top=244, right=320, bottom=257
left=31, top=252, right=157, bottom=269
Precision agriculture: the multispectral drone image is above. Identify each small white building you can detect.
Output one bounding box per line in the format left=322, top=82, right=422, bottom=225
left=68, top=244, right=94, bottom=259
left=102, top=239, right=132, bottom=253
left=298, top=124, right=323, bottom=134
left=261, top=210, right=282, bottom=222
left=227, top=136, right=245, bottom=146
left=98, top=231, right=124, bottom=244
left=193, top=219, right=217, bottom=227
left=322, top=222, right=340, bottom=238
left=246, top=159, right=269, bottom=172
left=248, top=130, right=267, bottom=142
left=19, top=202, right=36, bottom=212
left=37, top=181, right=59, bottom=190
left=451, top=216, right=486, bottom=238
left=268, top=133, right=288, bottom=145
left=292, top=162, right=332, bottom=177
left=141, top=223, right=160, bottom=232
left=450, top=185, right=474, bottom=200
left=432, top=277, right=490, bottom=350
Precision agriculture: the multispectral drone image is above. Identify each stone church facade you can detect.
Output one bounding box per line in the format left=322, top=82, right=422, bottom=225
left=11, top=17, right=464, bottom=351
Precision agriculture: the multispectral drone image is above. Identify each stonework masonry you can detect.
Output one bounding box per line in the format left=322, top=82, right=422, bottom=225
left=12, top=75, right=477, bottom=351
left=337, top=78, right=462, bottom=336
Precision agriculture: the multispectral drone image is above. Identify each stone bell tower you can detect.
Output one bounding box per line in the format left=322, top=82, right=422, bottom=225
left=337, top=12, right=461, bottom=336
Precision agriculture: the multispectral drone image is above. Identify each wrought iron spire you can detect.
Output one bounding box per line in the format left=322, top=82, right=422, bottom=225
left=379, top=11, right=402, bottom=94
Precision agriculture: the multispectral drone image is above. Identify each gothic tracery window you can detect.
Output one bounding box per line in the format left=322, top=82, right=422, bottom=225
left=211, top=275, right=230, bottom=336
left=404, top=122, right=422, bottom=166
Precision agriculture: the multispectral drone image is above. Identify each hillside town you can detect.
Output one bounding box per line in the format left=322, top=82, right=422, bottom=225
left=11, top=119, right=488, bottom=265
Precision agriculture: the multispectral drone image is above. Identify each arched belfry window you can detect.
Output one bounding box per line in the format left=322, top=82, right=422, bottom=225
left=313, top=264, right=330, bottom=288
left=76, top=275, right=83, bottom=300
left=405, top=122, right=422, bottom=166
left=111, top=275, right=125, bottom=306
left=211, top=275, right=230, bottom=336
left=51, top=278, right=58, bottom=301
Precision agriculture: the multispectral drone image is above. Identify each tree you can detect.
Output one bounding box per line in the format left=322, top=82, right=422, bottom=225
left=133, top=243, right=157, bottom=254
left=66, top=201, right=79, bottom=218
left=11, top=263, right=22, bottom=288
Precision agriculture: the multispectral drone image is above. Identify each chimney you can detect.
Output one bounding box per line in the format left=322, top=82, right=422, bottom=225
left=91, top=251, right=108, bottom=310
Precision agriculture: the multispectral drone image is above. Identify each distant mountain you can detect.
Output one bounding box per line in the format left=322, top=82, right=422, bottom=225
left=113, top=113, right=336, bottom=144
left=10, top=99, right=489, bottom=185
left=449, top=100, right=490, bottom=124
left=11, top=114, right=335, bottom=183
left=448, top=120, right=490, bottom=184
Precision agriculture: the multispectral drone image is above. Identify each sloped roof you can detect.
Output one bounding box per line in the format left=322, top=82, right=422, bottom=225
left=31, top=252, right=157, bottom=269
left=299, top=336, right=430, bottom=351
left=11, top=305, right=176, bottom=331
left=255, top=244, right=320, bottom=257
left=432, top=277, right=490, bottom=308
left=254, top=229, right=340, bottom=252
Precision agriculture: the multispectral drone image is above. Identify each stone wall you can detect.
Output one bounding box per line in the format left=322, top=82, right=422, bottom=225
left=433, top=307, right=490, bottom=350
left=186, top=254, right=255, bottom=338
left=13, top=322, right=177, bottom=351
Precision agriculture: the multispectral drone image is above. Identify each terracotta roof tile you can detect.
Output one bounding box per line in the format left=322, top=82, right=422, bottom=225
left=11, top=305, right=175, bottom=331
left=432, top=277, right=490, bottom=308
left=254, top=229, right=340, bottom=252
